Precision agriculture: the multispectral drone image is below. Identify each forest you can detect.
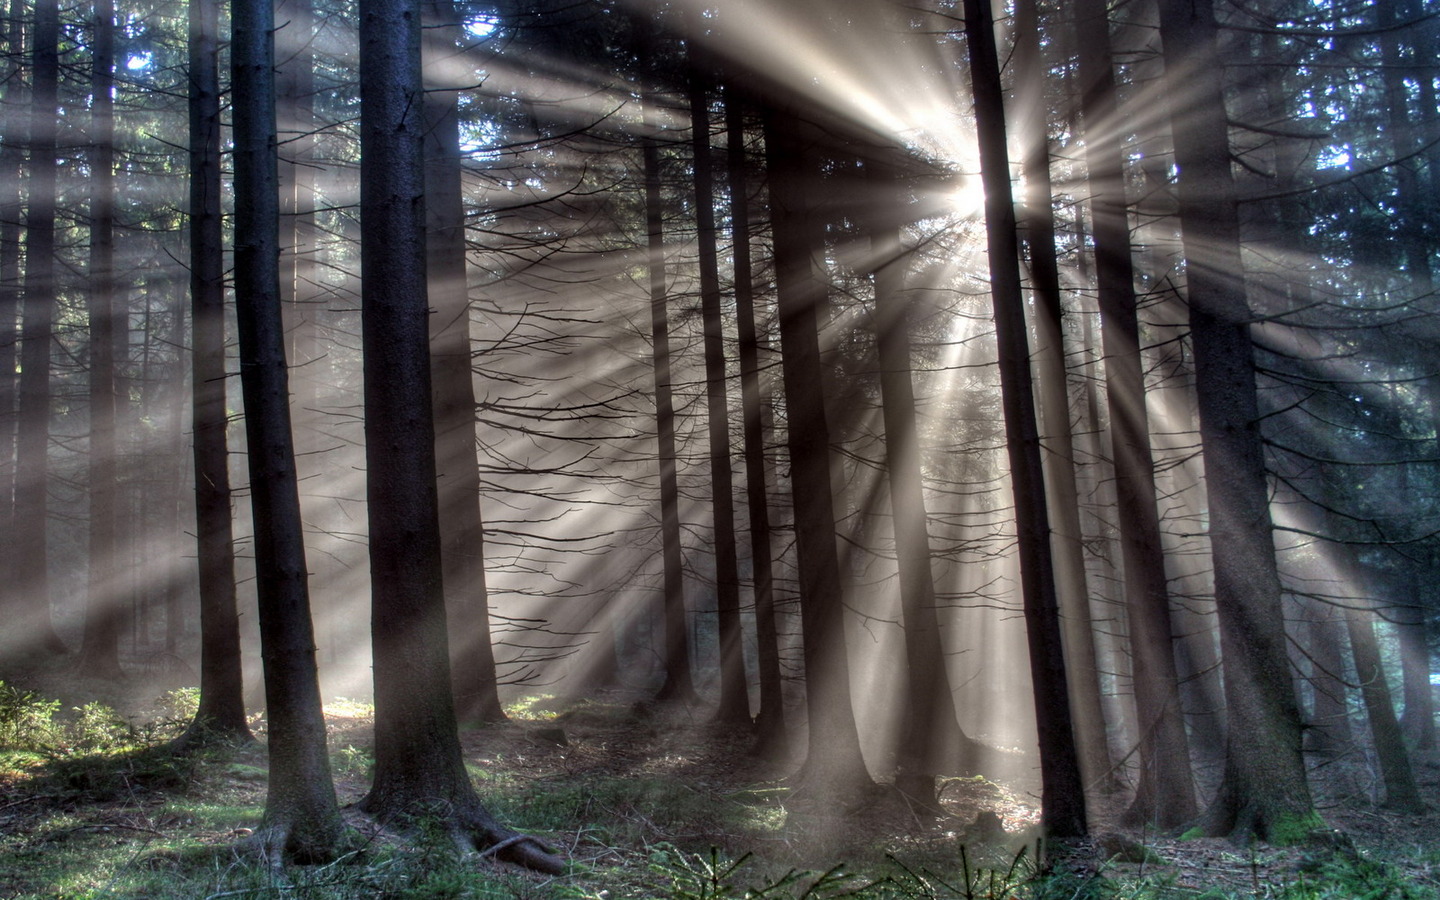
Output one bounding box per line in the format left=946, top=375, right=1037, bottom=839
left=0, top=0, right=1438, bottom=895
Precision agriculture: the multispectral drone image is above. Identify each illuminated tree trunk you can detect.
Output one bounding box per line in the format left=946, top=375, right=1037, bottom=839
left=232, top=0, right=343, bottom=857
left=77, top=0, right=124, bottom=679
left=175, top=0, right=251, bottom=749
left=1155, top=0, right=1314, bottom=841
left=763, top=107, right=873, bottom=798
left=276, top=0, right=323, bottom=621
left=867, top=160, right=975, bottom=807
left=644, top=89, right=697, bottom=705
left=1013, top=0, right=1115, bottom=801
left=10, top=0, right=67, bottom=659
left=726, top=90, right=787, bottom=751
left=424, top=0, right=506, bottom=725
left=356, top=0, right=559, bottom=871
left=962, top=0, right=1086, bottom=837
left=689, top=64, right=749, bottom=725
left=277, top=0, right=319, bottom=389
left=1072, top=0, right=1195, bottom=827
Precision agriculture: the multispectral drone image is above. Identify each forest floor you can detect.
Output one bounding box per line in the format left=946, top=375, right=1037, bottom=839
left=1, top=668, right=1439, bottom=898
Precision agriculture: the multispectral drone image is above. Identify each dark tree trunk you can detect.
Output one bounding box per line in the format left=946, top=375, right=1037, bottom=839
left=1342, top=595, right=1425, bottom=813
left=1155, top=0, right=1314, bottom=842
left=763, top=107, right=873, bottom=801
left=1072, top=0, right=1196, bottom=828
left=643, top=89, right=697, bottom=705
left=1379, top=0, right=1438, bottom=755
left=232, top=0, right=343, bottom=858
left=1397, top=570, right=1435, bottom=751
left=1304, top=600, right=1354, bottom=755
left=423, top=0, right=506, bottom=726
left=77, top=0, right=125, bottom=681
left=175, top=0, right=252, bottom=749
left=1013, top=0, right=1115, bottom=802
left=689, top=63, right=749, bottom=725
left=726, top=90, right=787, bottom=752
left=0, top=0, right=22, bottom=609
left=163, top=294, right=188, bottom=656
left=10, top=0, right=67, bottom=659
left=356, top=0, right=558, bottom=872
left=962, top=0, right=1087, bottom=837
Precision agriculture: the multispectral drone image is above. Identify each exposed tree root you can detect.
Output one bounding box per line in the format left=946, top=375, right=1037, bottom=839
left=240, top=818, right=350, bottom=870
left=354, top=798, right=564, bottom=875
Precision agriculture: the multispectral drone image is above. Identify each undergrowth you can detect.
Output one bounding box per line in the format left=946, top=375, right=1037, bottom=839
left=0, top=685, right=1435, bottom=900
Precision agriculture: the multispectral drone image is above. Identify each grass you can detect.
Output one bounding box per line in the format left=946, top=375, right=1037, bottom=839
left=1, top=684, right=1436, bottom=899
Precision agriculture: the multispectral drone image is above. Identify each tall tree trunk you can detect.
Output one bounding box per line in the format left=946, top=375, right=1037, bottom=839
left=175, top=0, right=252, bottom=749
left=1304, top=600, right=1354, bottom=755
left=866, top=159, right=976, bottom=807
left=1379, top=0, right=1438, bottom=754
left=644, top=88, right=697, bottom=705
left=0, top=0, right=22, bottom=609
left=1341, top=591, right=1424, bottom=813
left=276, top=0, right=324, bottom=620
left=1155, top=0, right=1314, bottom=842
left=726, top=90, right=787, bottom=752
left=1316, top=463, right=1424, bottom=812
left=423, top=0, right=506, bottom=725
left=1072, top=0, right=1196, bottom=827
left=763, top=107, right=873, bottom=800
left=1013, top=0, right=1115, bottom=802
left=163, top=292, right=189, bottom=656
left=10, top=0, right=67, bottom=659
left=962, top=0, right=1087, bottom=838
left=356, top=0, right=559, bottom=870
left=77, top=0, right=125, bottom=680
left=689, top=63, right=749, bottom=725
left=232, top=0, right=343, bottom=857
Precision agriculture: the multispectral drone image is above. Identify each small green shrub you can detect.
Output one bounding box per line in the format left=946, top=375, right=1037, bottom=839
left=0, top=680, right=62, bottom=750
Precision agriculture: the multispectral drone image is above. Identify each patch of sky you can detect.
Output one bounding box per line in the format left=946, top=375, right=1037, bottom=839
left=1317, top=144, right=1351, bottom=170
left=465, top=13, right=498, bottom=40
left=125, top=52, right=151, bottom=71
left=460, top=117, right=503, bottom=157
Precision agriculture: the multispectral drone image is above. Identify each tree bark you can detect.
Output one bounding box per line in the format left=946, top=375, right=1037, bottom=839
left=175, top=0, right=252, bottom=749
left=77, top=0, right=125, bottom=681
left=1155, top=0, right=1315, bottom=842
left=0, top=0, right=23, bottom=613
left=643, top=84, right=697, bottom=705
left=865, top=159, right=981, bottom=807
left=9, top=0, right=67, bottom=659
left=962, top=0, right=1087, bottom=838
left=689, top=62, right=749, bottom=725
left=1303, top=600, right=1354, bottom=756
left=232, top=0, right=344, bottom=858
left=1072, top=0, right=1196, bottom=828
left=423, top=0, right=507, bottom=726
left=1013, top=0, right=1116, bottom=803
left=726, top=90, right=787, bottom=752
left=356, top=0, right=558, bottom=871
left=1342, top=596, right=1425, bottom=813
left=763, top=107, right=874, bottom=801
